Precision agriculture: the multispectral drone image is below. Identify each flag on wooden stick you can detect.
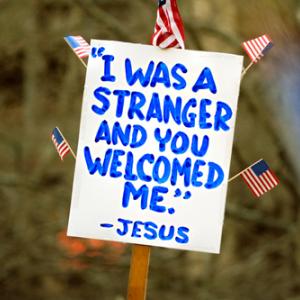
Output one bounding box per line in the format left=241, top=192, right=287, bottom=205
left=64, top=36, right=91, bottom=59
left=151, top=0, right=185, bottom=49
left=51, top=127, right=72, bottom=160
left=240, top=159, right=279, bottom=198
left=242, top=35, right=273, bottom=63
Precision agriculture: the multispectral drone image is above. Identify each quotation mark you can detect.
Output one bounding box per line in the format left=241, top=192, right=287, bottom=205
left=174, top=188, right=191, bottom=200
left=91, top=46, right=105, bottom=58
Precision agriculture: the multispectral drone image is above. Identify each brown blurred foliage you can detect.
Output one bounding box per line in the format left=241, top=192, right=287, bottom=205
left=0, top=0, right=300, bottom=299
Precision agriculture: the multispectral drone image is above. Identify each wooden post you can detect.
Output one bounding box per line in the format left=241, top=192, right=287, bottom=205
left=127, top=245, right=151, bottom=300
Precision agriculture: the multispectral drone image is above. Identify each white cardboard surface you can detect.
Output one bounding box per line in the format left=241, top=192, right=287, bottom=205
left=67, top=40, right=243, bottom=253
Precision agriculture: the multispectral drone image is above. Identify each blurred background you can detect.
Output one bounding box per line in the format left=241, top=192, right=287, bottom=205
left=0, top=0, right=300, bottom=299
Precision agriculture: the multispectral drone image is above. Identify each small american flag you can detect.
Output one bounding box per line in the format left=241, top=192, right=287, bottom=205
left=241, top=159, right=279, bottom=198
left=151, top=0, right=185, bottom=49
left=242, top=35, right=273, bottom=63
left=64, top=36, right=90, bottom=59
left=51, top=127, right=71, bottom=160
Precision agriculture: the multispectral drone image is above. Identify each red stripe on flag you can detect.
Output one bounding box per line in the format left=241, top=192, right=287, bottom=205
left=241, top=170, right=261, bottom=197
left=151, top=0, right=184, bottom=49
left=266, top=170, right=279, bottom=186
left=240, top=161, right=279, bottom=198
left=248, top=169, right=266, bottom=196
left=243, top=42, right=257, bottom=62
left=261, top=173, right=273, bottom=191
left=242, top=34, right=273, bottom=63
left=251, top=169, right=270, bottom=194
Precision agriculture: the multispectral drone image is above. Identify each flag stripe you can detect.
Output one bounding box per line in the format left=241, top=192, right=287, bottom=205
left=262, top=172, right=273, bottom=190
left=241, top=171, right=260, bottom=197
left=60, top=147, right=70, bottom=159
left=242, top=34, right=273, bottom=63
left=151, top=0, right=185, bottom=49
left=158, top=6, right=169, bottom=31
left=240, top=159, right=279, bottom=197
left=262, top=171, right=275, bottom=189
left=248, top=169, right=265, bottom=195
left=65, top=35, right=91, bottom=59
left=159, top=34, right=177, bottom=48
left=252, top=169, right=269, bottom=193
left=51, top=127, right=71, bottom=160
left=57, top=142, right=68, bottom=153
left=167, top=0, right=184, bottom=48
left=251, top=39, right=261, bottom=57
left=269, top=170, right=280, bottom=184
left=266, top=170, right=279, bottom=186
left=242, top=170, right=262, bottom=197
left=243, top=43, right=257, bottom=62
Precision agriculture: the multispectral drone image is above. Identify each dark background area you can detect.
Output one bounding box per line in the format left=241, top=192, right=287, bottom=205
left=0, top=0, right=300, bottom=299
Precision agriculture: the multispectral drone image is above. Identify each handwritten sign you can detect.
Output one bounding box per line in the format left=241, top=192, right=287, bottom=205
left=67, top=40, right=243, bottom=253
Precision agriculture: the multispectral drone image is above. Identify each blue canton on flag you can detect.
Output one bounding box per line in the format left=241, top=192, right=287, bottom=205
left=252, top=159, right=269, bottom=175
left=261, top=41, right=274, bottom=55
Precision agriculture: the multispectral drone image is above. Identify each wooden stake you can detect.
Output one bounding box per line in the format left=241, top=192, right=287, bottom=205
left=64, top=37, right=87, bottom=68
left=127, top=245, right=151, bottom=300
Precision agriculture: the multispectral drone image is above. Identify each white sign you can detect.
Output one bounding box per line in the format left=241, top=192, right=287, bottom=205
left=68, top=40, right=243, bottom=253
